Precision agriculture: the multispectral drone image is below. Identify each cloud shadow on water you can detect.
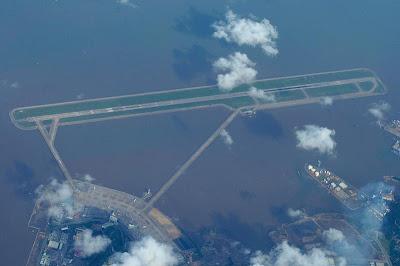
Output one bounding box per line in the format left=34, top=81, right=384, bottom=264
left=210, top=212, right=273, bottom=250
left=244, top=111, right=284, bottom=139
left=239, top=190, right=256, bottom=202
left=170, top=114, right=189, bottom=132
left=172, top=45, right=213, bottom=82
left=173, top=7, right=218, bottom=39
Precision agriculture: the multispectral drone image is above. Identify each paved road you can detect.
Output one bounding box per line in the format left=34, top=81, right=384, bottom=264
left=72, top=180, right=177, bottom=247
left=36, top=120, right=75, bottom=189
left=144, top=110, right=240, bottom=212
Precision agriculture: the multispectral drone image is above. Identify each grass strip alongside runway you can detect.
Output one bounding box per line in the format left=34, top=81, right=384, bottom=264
left=11, top=68, right=385, bottom=130
left=305, top=83, right=359, bottom=97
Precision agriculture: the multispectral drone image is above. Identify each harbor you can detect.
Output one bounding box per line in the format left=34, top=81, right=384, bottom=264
left=382, top=119, right=400, bottom=157
left=303, top=163, right=393, bottom=221
left=304, top=163, right=364, bottom=210
left=384, top=120, right=400, bottom=138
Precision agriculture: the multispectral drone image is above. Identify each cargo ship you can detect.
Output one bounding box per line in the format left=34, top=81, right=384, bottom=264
left=304, top=164, right=365, bottom=210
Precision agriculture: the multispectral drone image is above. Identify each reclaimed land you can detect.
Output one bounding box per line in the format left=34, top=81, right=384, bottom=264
left=11, top=68, right=386, bottom=130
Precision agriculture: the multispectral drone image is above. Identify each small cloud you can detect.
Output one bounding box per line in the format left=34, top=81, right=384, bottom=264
left=214, top=52, right=257, bottom=91
left=74, top=229, right=111, bottom=257
left=36, top=179, right=81, bottom=220
left=323, top=228, right=345, bottom=243
left=220, top=129, right=234, bottom=146
left=320, top=97, right=333, bottom=106
left=358, top=182, right=393, bottom=231
left=213, top=9, right=279, bottom=56
left=250, top=250, right=270, bottom=266
left=10, top=82, right=20, bottom=89
left=368, top=101, right=390, bottom=121
left=116, top=0, right=137, bottom=8
left=249, top=87, right=276, bottom=102
left=82, top=174, right=95, bottom=183
left=243, top=248, right=252, bottom=255
left=295, top=125, right=337, bottom=155
left=76, top=93, right=85, bottom=100
left=110, top=236, right=180, bottom=266
left=250, top=241, right=345, bottom=266
left=0, top=80, right=20, bottom=89
left=322, top=228, right=365, bottom=264
left=251, top=228, right=370, bottom=266
left=287, top=208, right=305, bottom=219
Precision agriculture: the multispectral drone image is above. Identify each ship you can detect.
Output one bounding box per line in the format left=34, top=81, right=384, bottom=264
left=303, top=164, right=365, bottom=210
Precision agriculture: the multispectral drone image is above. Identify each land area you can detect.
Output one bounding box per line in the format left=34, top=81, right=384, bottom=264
left=383, top=120, right=400, bottom=138
left=10, top=68, right=386, bottom=130
left=12, top=68, right=390, bottom=265
left=27, top=181, right=198, bottom=265
left=269, top=213, right=390, bottom=266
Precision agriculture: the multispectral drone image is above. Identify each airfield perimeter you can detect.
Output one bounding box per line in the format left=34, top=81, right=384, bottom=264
left=11, top=68, right=387, bottom=225
left=11, top=68, right=385, bottom=130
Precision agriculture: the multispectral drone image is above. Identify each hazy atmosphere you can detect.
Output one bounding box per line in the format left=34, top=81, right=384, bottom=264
left=1, top=0, right=399, bottom=265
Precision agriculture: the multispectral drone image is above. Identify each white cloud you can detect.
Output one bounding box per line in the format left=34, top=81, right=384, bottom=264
left=110, top=236, right=180, bottom=266
left=287, top=208, right=305, bottom=219
left=0, top=80, right=20, bottom=89
left=368, top=101, right=390, bottom=121
left=322, top=228, right=364, bottom=264
left=320, top=97, right=333, bottom=106
left=74, top=229, right=111, bottom=257
left=249, top=87, right=276, bottom=102
left=358, top=182, right=393, bottom=230
left=250, top=241, right=342, bottom=266
left=323, top=228, right=345, bottom=243
left=250, top=250, right=270, bottom=266
left=220, top=129, right=234, bottom=146
left=213, top=10, right=279, bottom=56
left=82, top=174, right=95, bottom=182
left=214, top=52, right=257, bottom=91
left=295, top=125, right=336, bottom=155
left=10, top=82, right=19, bottom=88
left=36, top=179, right=81, bottom=220
left=76, top=93, right=85, bottom=100
left=116, top=0, right=137, bottom=8
left=250, top=228, right=374, bottom=266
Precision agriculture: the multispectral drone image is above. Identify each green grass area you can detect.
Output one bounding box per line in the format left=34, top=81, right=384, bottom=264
left=58, top=96, right=254, bottom=125
left=274, top=90, right=306, bottom=102
left=14, top=120, right=36, bottom=129
left=12, top=69, right=375, bottom=121
left=374, top=80, right=386, bottom=93
left=13, top=118, right=53, bottom=130
left=243, top=68, right=374, bottom=93
left=12, top=87, right=221, bottom=120
left=358, top=80, right=375, bottom=92
left=11, top=68, right=384, bottom=130
left=305, top=83, right=359, bottom=97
